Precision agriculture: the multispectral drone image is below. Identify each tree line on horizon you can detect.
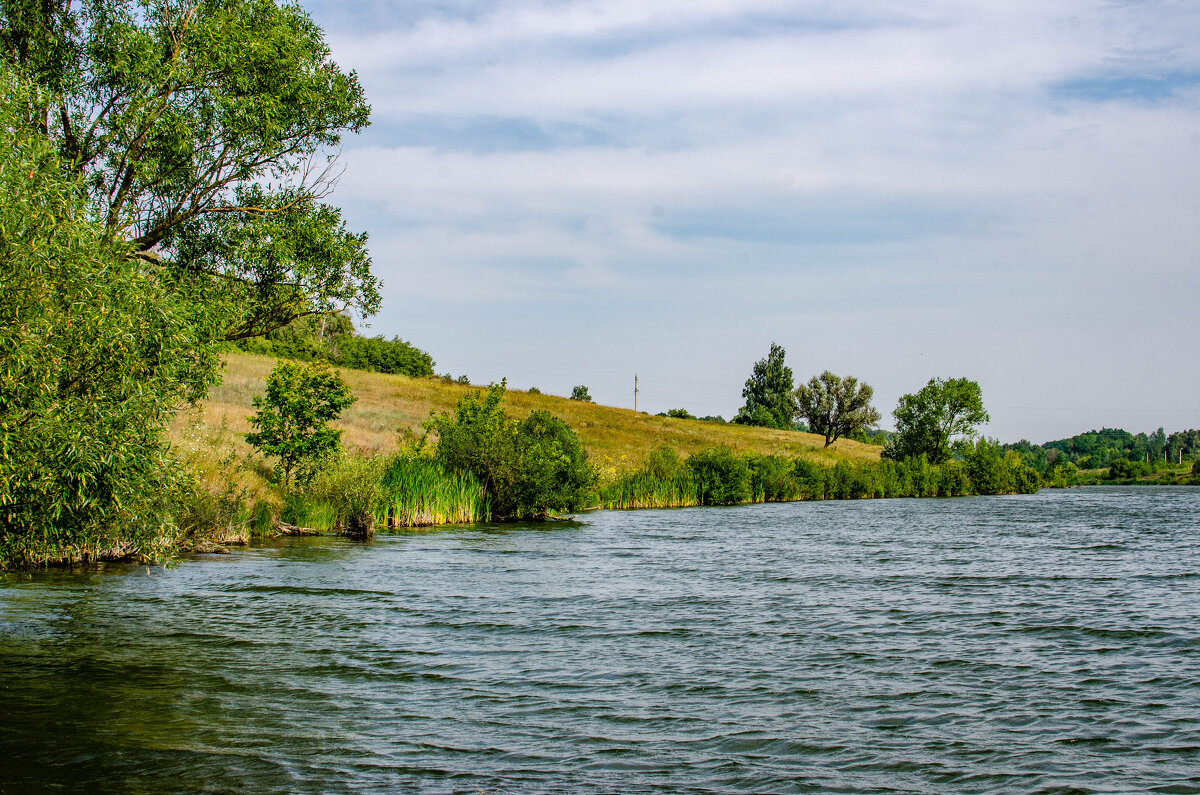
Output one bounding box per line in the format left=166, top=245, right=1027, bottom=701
left=663, top=342, right=1199, bottom=477
left=677, top=342, right=991, bottom=464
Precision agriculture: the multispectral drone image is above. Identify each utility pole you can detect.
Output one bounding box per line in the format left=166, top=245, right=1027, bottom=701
left=634, top=374, right=639, bottom=413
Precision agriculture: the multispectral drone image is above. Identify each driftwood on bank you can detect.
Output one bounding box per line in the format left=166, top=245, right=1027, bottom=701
left=273, top=519, right=321, bottom=536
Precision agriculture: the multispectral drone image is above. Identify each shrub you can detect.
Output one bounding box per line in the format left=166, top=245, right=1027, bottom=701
left=1108, top=458, right=1134, bottom=479
left=687, top=446, right=751, bottom=505
left=428, top=383, right=595, bottom=519
left=645, top=445, right=684, bottom=480
left=792, top=458, right=825, bottom=499
left=514, top=412, right=596, bottom=516
left=570, top=385, right=593, bottom=402
left=748, top=455, right=801, bottom=501
left=333, top=334, right=435, bottom=377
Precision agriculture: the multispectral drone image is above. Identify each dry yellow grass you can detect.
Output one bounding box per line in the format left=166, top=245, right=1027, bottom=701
left=172, top=351, right=882, bottom=480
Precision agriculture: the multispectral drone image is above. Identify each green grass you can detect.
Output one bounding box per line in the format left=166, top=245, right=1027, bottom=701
left=379, top=457, right=489, bottom=527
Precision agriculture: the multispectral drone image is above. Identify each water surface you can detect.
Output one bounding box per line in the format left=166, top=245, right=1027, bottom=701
left=2, top=487, right=1198, bottom=793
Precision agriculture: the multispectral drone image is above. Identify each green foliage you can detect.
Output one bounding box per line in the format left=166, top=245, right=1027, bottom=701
left=964, top=438, right=1009, bottom=495
left=732, top=342, right=797, bottom=430
left=599, top=438, right=1041, bottom=513
left=1106, top=458, right=1153, bottom=481
left=795, top=371, right=882, bottom=447
left=380, top=456, right=488, bottom=527
left=645, top=445, right=684, bottom=481
left=748, top=455, right=802, bottom=501
left=570, top=385, right=593, bottom=402
left=235, top=314, right=435, bottom=377
left=1, top=0, right=378, bottom=340
left=1, top=73, right=219, bottom=567
left=599, top=445, right=699, bottom=510
left=246, top=359, right=357, bottom=488
left=333, top=334, right=435, bottom=377
left=427, top=383, right=595, bottom=519
left=297, top=453, right=385, bottom=537
left=663, top=408, right=696, bottom=420
left=514, top=411, right=596, bottom=517
left=884, top=377, right=989, bottom=464
left=686, top=446, right=752, bottom=505
left=1013, top=427, right=1200, bottom=474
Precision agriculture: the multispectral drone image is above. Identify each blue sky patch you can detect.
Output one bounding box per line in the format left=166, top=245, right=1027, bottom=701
left=1052, top=71, right=1200, bottom=104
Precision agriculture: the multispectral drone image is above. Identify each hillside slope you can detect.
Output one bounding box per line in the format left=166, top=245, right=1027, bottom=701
left=175, top=352, right=883, bottom=477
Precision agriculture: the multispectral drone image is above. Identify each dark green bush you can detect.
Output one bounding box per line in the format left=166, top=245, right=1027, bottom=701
left=749, top=455, right=801, bottom=501
left=687, top=446, right=751, bottom=505
left=428, top=383, right=595, bottom=519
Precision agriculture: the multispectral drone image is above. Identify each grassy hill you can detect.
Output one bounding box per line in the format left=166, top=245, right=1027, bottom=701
left=174, top=352, right=881, bottom=490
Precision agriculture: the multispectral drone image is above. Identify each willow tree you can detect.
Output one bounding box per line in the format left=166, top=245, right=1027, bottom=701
left=795, top=371, right=881, bottom=448
left=0, top=0, right=379, bottom=565
left=0, top=0, right=380, bottom=340
left=883, top=377, right=990, bottom=464
left=1, top=72, right=218, bottom=566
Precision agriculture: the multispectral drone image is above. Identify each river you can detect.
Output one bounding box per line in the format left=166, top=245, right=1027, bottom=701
left=2, top=486, right=1198, bottom=793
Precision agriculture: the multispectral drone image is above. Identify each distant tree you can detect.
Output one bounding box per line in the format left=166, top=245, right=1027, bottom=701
left=664, top=408, right=696, bottom=420
left=883, top=377, right=989, bottom=464
left=570, top=385, right=593, bottom=402
left=794, top=371, right=882, bottom=447
left=246, top=360, right=357, bottom=488
left=732, top=342, right=797, bottom=430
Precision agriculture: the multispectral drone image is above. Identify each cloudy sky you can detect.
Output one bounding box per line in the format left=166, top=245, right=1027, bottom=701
left=301, top=0, right=1199, bottom=443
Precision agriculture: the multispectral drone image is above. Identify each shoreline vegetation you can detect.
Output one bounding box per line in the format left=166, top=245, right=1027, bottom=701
left=8, top=348, right=1198, bottom=569
left=167, top=353, right=1051, bottom=552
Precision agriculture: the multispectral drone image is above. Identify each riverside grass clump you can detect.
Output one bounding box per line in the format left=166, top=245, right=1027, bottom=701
left=380, top=456, right=489, bottom=527
left=284, top=453, right=489, bottom=532
left=599, top=444, right=1041, bottom=510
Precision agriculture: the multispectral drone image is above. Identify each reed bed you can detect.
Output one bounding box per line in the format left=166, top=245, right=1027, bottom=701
left=599, top=471, right=700, bottom=510
left=380, top=456, right=490, bottom=528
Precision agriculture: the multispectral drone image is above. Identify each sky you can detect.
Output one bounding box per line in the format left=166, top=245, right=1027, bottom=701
left=300, top=0, right=1199, bottom=443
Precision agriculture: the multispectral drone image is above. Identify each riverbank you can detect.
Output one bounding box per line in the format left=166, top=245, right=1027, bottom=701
left=167, top=352, right=889, bottom=544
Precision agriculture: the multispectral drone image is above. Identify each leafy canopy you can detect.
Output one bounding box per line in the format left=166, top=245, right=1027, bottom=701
left=246, top=359, right=357, bottom=488
left=0, top=70, right=219, bottom=566
left=733, top=342, right=797, bottom=430
left=795, top=371, right=881, bottom=448
left=0, top=0, right=379, bottom=340
left=883, top=377, right=989, bottom=464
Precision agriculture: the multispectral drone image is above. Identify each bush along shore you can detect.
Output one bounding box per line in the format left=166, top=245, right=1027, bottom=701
left=599, top=441, right=1041, bottom=510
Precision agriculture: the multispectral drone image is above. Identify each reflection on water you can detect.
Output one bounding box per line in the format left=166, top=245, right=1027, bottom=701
left=2, top=487, right=1199, bottom=793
